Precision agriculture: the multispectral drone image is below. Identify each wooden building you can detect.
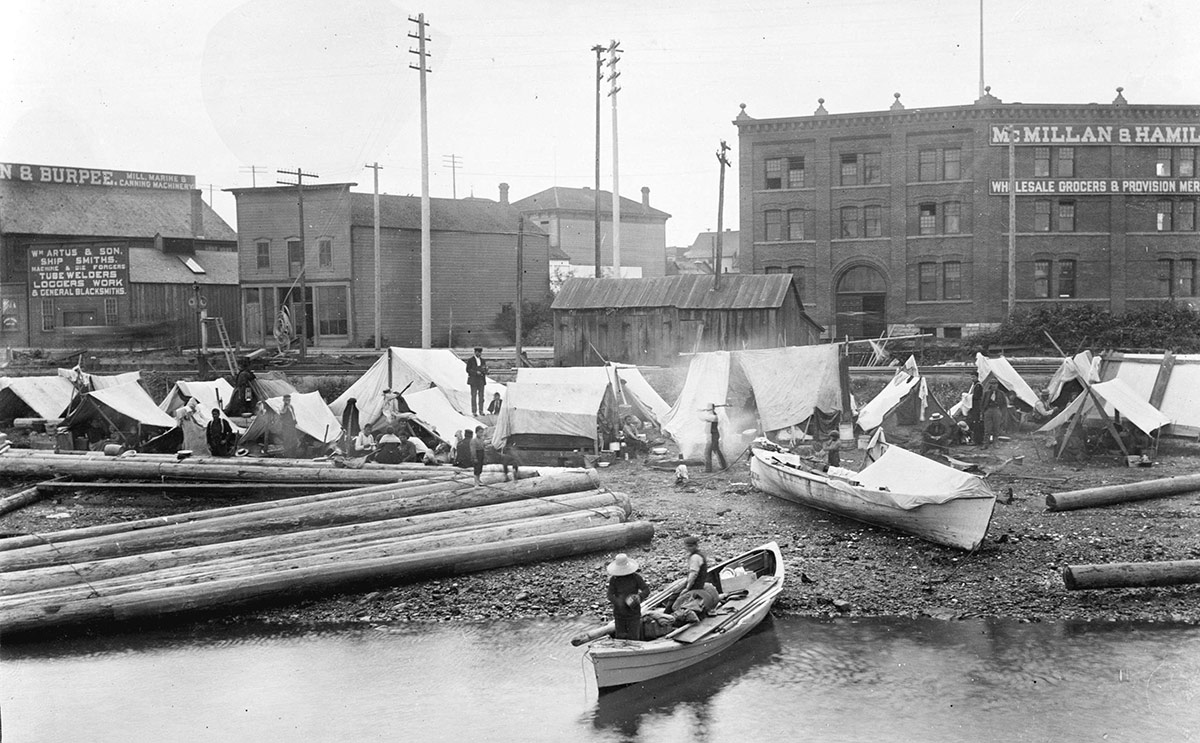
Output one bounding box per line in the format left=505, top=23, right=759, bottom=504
left=0, top=162, right=239, bottom=350
left=551, top=274, right=823, bottom=366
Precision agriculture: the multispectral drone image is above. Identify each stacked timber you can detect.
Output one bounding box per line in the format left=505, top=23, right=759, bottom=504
left=0, top=469, right=653, bottom=637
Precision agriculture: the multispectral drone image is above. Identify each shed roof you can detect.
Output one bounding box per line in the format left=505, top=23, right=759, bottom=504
left=0, top=181, right=236, bottom=242
left=511, top=186, right=671, bottom=220
left=552, top=274, right=799, bottom=311
left=128, top=247, right=240, bottom=285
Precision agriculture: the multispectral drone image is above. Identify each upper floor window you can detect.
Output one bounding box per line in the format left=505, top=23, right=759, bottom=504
left=840, top=154, right=859, bottom=186
left=1034, top=147, right=1051, bottom=177
left=787, top=157, right=806, bottom=188
left=1057, top=259, right=1077, bottom=298
left=943, top=148, right=962, bottom=180
left=1058, top=201, right=1076, bottom=232
left=1180, top=148, right=1196, bottom=177
left=918, top=150, right=937, bottom=182
left=318, top=238, right=333, bottom=268
left=1034, top=199, right=1052, bottom=232
left=256, top=240, right=270, bottom=269
left=1157, top=148, right=1173, bottom=177
left=1178, top=201, right=1197, bottom=231
left=765, top=158, right=784, bottom=189
left=918, top=203, right=937, bottom=235
left=764, top=209, right=782, bottom=241
left=1034, top=259, right=1051, bottom=298
left=943, top=202, right=961, bottom=234
left=787, top=209, right=806, bottom=240
left=862, top=153, right=882, bottom=185
left=943, top=261, right=963, bottom=300
left=287, top=239, right=303, bottom=277
left=864, top=205, right=882, bottom=237
left=918, top=262, right=937, bottom=300
left=1157, top=200, right=1173, bottom=231
left=1057, top=147, right=1075, bottom=178
left=840, top=206, right=861, bottom=238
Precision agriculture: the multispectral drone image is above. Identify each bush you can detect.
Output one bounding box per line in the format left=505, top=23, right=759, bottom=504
left=493, top=294, right=555, bottom=345
left=966, top=303, right=1200, bottom=354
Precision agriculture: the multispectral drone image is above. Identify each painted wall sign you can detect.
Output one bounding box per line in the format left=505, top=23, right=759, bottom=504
left=0, top=162, right=195, bottom=190
left=990, top=125, right=1200, bottom=146
left=28, top=245, right=129, bottom=298
left=990, top=179, right=1200, bottom=195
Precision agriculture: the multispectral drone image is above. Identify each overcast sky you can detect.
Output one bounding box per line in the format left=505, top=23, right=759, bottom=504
left=4, top=0, right=1198, bottom=247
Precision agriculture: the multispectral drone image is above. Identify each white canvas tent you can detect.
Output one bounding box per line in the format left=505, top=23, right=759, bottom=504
left=661, top=345, right=846, bottom=461
left=160, top=379, right=237, bottom=424
left=238, top=391, right=343, bottom=450
left=975, top=354, right=1047, bottom=413
left=855, top=356, right=943, bottom=431
left=1045, top=351, right=1100, bottom=407
left=58, top=367, right=141, bottom=391
left=404, top=387, right=483, bottom=445
left=1100, top=353, right=1200, bottom=437
left=330, top=347, right=504, bottom=429
left=60, top=381, right=179, bottom=449
left=490, top=380, right=618, bottom=451
left=0, top=376, right=78, bottom=422
left=516, top=364, right=669, bottom=426
left=1038, top=378, right=1171, bottom=438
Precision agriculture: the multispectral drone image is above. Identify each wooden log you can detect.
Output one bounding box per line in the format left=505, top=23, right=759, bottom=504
left=4, top=491, right=631, bottom=595
left=34, top=481, right=357, bottom=495
left=0, top=471, right=603, bottom=569
left=1045, top=473, right=1200, bottom=511
left=0, top=486, right=48, bottom=518
left=0, top=521, right=656, bottom=636
left=1063, top=559, right=1200, bottom=590
left=0, top=468, right=587, bottom=551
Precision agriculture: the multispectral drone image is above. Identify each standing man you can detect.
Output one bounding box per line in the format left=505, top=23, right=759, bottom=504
left=278, top=394, right=300, bottom=458
left=704, top=402, right=728, bottom=473
left=981, top=377, right=1008, bottom=449
left=967, top=375, right=985, bottom=447
left=465, top=347, right=488, bottom=416
left=605, top=553, right=649, bottom=641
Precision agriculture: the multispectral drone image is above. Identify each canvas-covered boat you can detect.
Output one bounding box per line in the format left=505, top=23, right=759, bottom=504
left=750, top=444, right=995, bottom=551
left=577, top=541, right=783, bottom=691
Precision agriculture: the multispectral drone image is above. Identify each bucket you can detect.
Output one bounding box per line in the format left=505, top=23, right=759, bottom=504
left=103, top=443, right=123, bottom=456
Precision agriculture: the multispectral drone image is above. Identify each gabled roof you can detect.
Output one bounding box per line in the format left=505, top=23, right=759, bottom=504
left=552, top=273, right=798, bottom=311
left=684, top=230, right=740, bottom=260
left=128, top=247, right=239, bottom=285
left=0, top=181, right=236, bottom=242
left=348, top=192, right=546, bottom=235
left=511, top=186, right=671, bottom=220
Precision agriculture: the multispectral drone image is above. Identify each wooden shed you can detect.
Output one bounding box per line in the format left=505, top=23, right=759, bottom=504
left=551, top=274, right=823, bottom=366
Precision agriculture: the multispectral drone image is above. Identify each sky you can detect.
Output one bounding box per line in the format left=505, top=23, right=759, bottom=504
left=4, top=0, right=1199, bottom=248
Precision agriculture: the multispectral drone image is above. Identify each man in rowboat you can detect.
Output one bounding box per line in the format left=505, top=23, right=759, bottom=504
left=670, top=536, right=720, bottom=619
left=605, top=554, right=650, bottom=640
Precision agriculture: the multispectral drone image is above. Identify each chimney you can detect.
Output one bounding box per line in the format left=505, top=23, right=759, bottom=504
left=191, top=190, right=204, bottom=238
left=641, top=186, right=650, bottom=207
left=499, top=183, right=509, bottom=205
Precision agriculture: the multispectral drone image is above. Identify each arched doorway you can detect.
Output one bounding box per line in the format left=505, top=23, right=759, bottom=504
left=835, top=265, right=887, bottom=339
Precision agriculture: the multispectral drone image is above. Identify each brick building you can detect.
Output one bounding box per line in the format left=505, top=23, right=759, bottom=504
left=229, top=185, right=549, bottom=349
left=735, top=89, right=1200, bottom=339
left=0, top=162, right=239, bottom=350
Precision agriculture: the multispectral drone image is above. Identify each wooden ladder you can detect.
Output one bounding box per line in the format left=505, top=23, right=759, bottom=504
left=210, top=317, right=238, bottom=378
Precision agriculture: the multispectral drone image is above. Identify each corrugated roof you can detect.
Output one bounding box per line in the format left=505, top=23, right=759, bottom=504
left=552, top=274, right=796, bottom=310
left=0, top=181, right=237, bottom=242
left=511, top=186, right=671, bottom=219
left=348, top=192, right=546, bottom=235
left=128, top=247, right=239, bottom=285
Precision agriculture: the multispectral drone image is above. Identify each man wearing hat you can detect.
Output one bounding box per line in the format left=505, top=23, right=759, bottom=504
left=920, top=412, right=952, bottom=456
left=465, top=347, right=488, bottom=416
left=605, top=553, right=649, bottom=640
left=671, top=535, right=720, bottom=617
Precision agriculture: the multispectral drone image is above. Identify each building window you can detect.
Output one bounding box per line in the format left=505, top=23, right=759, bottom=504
left=943, top=201, right=961, bottom=234
left=1034, top=200, right=1052, bottom=232
left=943, top=261, right=962, bottom=300
left=918, top=203, right=936, bottom=235
left=944, top=148, right=962, bottom=180
left=765, top=158, right=784, bottom=189
left=256, top=240, right=270, bottom=270
left=787, top=209, right=806, bottom=240
left=943, top=326, right=962, bottom=339
left=1156, top=148, right=1172, bottom=177
left=840, top=154, right=859, bottom=186
left=787, top=265, right=805, bottom=300
left=787, top=157, right=806, bottom=188
left=1158, top=259, right=1174, bottom=297
left=863, top=153, right=882, bottom=184
left=840, top=206, right=860, bottom=238
left=1182, top=259, right=1197, bottom=297
left=1180, top=148, right=1196, bottom=178
left=918, top=150, right=937, bottom=182
left=1178, top=201, right=1196, bottom=231
left=1058, top=201, right=1076, bottom=232
left=1157, top=200, right=1173, bottom=231
left=1034, top=260, right=1051, bottom=298
left=287, top=238, right=303, bottom=277
left=918, top=262, right=937, bottom=300
left=764, top=265, right=783, bottom=274
left=315, top=285, right=349, bottom=336
left=104, top=297, right=118, bottom=326
left=1058, top=260, right=1077, bottom=298
left=864, top=205, right=882, bottom=237
left=318, top=238, right=332, bottom=268
left=41, top=298, right=55, bottom=331
left=764, top=209, right=782, bottom=241
left=1058, top=147, right=1075, bottom=178
left=1034, top=147, right=1051, bottom=177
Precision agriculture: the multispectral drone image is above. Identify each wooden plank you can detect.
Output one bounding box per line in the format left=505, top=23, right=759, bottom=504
left=1148, top=351, right=1176, bottom=409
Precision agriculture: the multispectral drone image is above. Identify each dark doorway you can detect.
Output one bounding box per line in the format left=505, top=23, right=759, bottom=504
left=835, top=265, right=887, bottom=339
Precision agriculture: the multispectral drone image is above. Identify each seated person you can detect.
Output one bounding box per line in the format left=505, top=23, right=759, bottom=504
left=920, top=413, right=952, bottom=454
left=374, top=427, right=410, bottom=464
left=620, top=416, right=649, bottom=455
left=352, top=429, right=376, bottom=456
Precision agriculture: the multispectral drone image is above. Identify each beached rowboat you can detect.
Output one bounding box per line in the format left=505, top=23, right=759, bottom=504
left=578, top=541, right=784, bottom=691
left=750, top=445, right=995, bottom=551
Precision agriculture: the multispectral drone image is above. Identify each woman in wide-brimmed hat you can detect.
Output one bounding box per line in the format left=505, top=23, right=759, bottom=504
left=605, top=553, right=649, bottom=640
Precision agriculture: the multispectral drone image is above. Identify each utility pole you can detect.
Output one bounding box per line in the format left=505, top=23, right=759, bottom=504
left=1005, top=125, right=1017, bottom=317
left=979, top=0, right=986, bottom=99
left=240, top=165, right=267, bottom=187
left=366, top=162, right=384, bottom=348
left=200, top=183, right=216, bottom=205
left=442, top=154, right=461, bottom=199
left=516, top=216, right=524, bottom=368
left=606, top=40, right=622, bottom=276
left=410, top=13, right=432, bottom=347
left=276, top=167, right=318, bottom=360
left=592, top=43, right=604, bottom=278
left=715, top=140, right=731, bottom=291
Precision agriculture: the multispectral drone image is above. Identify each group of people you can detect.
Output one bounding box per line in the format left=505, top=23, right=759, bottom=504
left=605, top=535, right=720, bottom=641
left=918, top=375, right=1013, bottom=456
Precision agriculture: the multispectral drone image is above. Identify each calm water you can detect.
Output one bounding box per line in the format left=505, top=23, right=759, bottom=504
left=3, top=617, right=1199, bottom=742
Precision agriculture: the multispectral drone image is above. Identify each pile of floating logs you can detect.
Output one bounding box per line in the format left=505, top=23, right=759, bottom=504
left=0, top=463, right=653, bottom=637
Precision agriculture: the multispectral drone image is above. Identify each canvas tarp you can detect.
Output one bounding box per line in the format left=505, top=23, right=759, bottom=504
left=516, top=364, right=669, bottom=426
left=855, top=357, right=924, bottom=431
left=1100, top=353, right=1200, bottom=436
left=490, top=381, right=615, bottom=449
left=250, top=371, right=297, bottom=401
left=735, top=345, right=843, bottom=432
left=661, top=351, right=738, bottom=461
left=0, top=376, right=78, bottom=421
left=57, top=367, right=140, bottom=391
left=1045, top=351, right=1100, bottom=405
left=845, top=444, right=995, bottom=510
left=330, top=347, right=504, bottom=428
left=1037, top=378, right=1171, bottom=436
left=62, top=381, right=178, bottom=432
left=975, top=354, right=1045, bottom=412
left=405, top=387, right=482, bottom=444
left=160, top=379, right=237, bottom=424
left=238, top=391, right=342, bottom=446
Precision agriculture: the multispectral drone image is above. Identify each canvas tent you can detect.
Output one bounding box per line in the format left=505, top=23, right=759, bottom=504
left=661, top=345, right=847, bottom=462
left=1038, top=378, right=1171, bottom=457
left=1045, top=351, right=1100, bottom=410
left=330, top=347, right=504, bottom=430
left=404, top=387, right=483, bottom=445
left=490, top=380, right=618, bottom=451
left=160, top=379, right=237, bottom=422
left=60, top=381, right=179, bottom=450
left=974, top=354, right=1047, bottom=413
left=855, top=356, right=945, bottom=432
left=1100, top=352, right=1200, bottom=437
left=0, top=376, right=78, bottom=424
left=515, top=364, right=669, bottom=427
left=238, top=391, right=342, bottom=453
left=58, top=367, right=141, bottom=391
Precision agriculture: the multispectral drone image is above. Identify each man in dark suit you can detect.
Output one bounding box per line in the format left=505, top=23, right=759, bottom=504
left=465, top=347, right=488, bottom=416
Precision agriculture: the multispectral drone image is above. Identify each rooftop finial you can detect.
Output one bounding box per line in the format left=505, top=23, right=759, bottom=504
left=1113, top=86, right=1128, bottom=105
left=890, top=92, right=904, bottom=111
left=814, top=97, right=828, bottom=115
